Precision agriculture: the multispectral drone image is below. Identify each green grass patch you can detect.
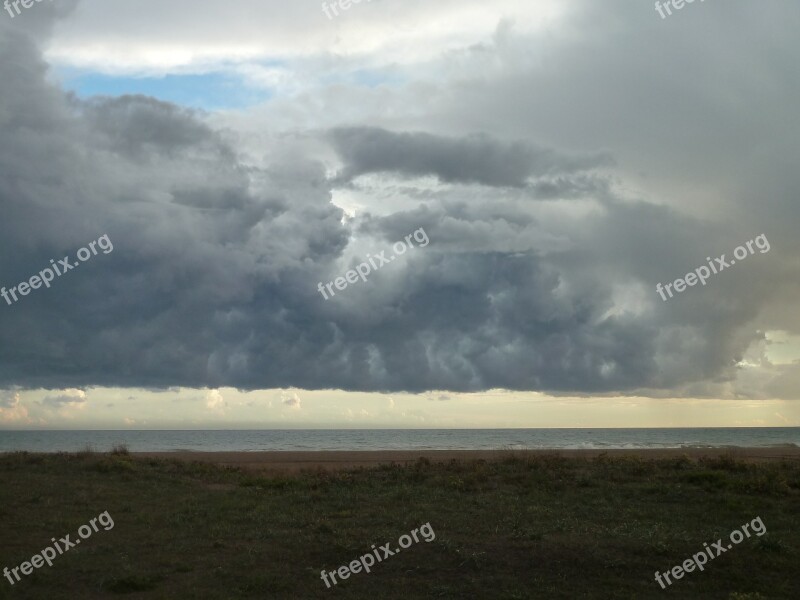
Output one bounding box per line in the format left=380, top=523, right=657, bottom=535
left=0, top=452, right=797, bottom=598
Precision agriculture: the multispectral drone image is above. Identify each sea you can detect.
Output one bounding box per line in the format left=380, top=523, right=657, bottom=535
left=0, top=428, right=797, bottom=453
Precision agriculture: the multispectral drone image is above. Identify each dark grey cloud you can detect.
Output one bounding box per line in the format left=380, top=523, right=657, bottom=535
left=82, top=94, right=231, bottom=162
left=329, top=127, right=611, bottom=188
left=0, top=0, right=79, bottom=41
left=345, top=195, right=782, bottom=394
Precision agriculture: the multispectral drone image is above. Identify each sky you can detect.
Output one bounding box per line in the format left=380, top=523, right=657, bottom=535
left=1, top=0, right=799, bottom=429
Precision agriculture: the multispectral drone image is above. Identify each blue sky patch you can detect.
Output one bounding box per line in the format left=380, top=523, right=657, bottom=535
left=55, top=70, right=272, bottom=111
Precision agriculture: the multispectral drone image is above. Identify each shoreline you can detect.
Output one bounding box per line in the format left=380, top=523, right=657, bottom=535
left=127, top=447, right=800, bottom=472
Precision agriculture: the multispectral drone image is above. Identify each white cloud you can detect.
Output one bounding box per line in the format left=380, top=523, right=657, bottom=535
left=0, top=391, right=29, bottom=424
left=46, top=0, right=565, bottom=74
left=206, top=389, right=226, bottom=413
left=0, top=390, right=19, bottom=409
left=280, top=390, right=302, bottom=409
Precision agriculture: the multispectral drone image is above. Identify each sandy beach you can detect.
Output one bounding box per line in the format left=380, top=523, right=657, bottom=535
left=135, top=446, right=800, bottom=473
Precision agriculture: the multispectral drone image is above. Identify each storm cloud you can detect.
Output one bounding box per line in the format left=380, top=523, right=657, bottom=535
left=0, top=0, right=798, bottom=401
left=329, top=126, right=611, bottom=188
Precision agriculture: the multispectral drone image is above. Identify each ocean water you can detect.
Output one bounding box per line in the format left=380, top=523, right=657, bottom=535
left=0, top=428, right=797, bottom=453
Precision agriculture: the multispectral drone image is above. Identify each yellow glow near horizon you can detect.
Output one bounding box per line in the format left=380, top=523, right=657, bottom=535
left=2, top=387, right=798, bottom=429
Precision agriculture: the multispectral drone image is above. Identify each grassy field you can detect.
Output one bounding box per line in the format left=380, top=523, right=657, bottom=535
left=0, top=450, right=798, bottom=599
